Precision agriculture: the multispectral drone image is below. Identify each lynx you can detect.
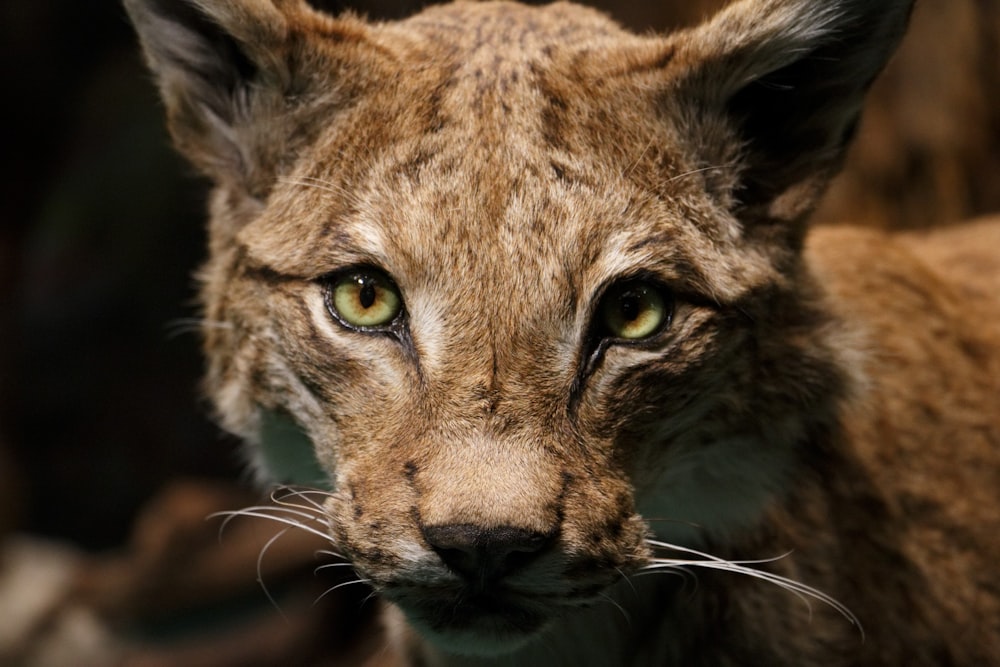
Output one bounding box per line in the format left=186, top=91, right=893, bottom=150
left=125, top=0, right=1000, bottom=664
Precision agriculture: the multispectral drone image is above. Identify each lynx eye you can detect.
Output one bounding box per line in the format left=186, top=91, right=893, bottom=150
left=325, top=269, right=403, bottom=330
left=598, top=280, right=672, bottom=340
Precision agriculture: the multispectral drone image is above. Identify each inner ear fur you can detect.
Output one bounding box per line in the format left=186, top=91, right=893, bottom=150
left=666, top=0, right=915, bottom=233
left=124, top=0, right=375, bottom=199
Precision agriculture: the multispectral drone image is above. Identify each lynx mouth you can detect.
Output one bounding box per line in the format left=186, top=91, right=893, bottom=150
left=388, top=587, right=554, bottom=655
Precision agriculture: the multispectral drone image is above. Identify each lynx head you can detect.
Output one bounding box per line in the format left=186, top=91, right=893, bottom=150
left=127, top=0, right=911, bottom=655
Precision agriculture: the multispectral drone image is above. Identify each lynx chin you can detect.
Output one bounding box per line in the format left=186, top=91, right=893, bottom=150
left=125, top=0, right=1000, bottom=664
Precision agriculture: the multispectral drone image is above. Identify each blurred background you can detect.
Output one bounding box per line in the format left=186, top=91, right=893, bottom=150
left=0, top=0, right=997, bottom=664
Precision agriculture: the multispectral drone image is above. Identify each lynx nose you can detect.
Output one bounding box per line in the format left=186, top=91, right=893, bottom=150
left=422, top=523, right=555, bottom=586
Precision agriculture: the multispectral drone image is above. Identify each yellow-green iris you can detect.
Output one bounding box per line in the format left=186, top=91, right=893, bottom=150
left=330, top=271, right=402, bottom=328
left=600, top=282, right=669, bottom=340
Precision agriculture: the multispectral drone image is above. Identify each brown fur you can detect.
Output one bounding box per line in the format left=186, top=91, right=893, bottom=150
left=125, top=0, right=1000, bottom=665
left=587, top=0, right=1000, bottom=229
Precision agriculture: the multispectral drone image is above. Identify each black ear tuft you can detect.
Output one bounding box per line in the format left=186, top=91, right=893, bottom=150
left=672, top=0, right=915, bottom=228
left=127, top=0, right=261, bottom=119
left=124, top=0, right=293, bottom=192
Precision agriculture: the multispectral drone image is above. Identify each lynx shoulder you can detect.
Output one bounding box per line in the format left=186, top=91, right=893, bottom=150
left=125, top=0, right=1000, bottom=664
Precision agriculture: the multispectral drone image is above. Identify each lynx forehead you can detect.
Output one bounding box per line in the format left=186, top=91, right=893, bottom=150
left=243, top=4, right=754, bottom=299
left=127, top=0, right=1000, bottom=664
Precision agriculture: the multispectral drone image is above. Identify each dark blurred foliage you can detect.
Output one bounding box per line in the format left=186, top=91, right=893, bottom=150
left=0, top=0, right=713, bottom=552
left=1, top=0, right=237, bottom=549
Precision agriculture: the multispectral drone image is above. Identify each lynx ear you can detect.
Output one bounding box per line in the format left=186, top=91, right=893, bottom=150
left=124, top=0, right=372, bottom=198
left=668, top=0, right=914, bottom=232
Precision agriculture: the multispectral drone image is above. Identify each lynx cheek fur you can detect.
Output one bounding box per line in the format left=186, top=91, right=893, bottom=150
left=125, top=0, right=1000, bottom=664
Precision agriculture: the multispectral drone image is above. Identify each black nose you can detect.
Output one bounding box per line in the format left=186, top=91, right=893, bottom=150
left=421, top=523, right=556, bottom=587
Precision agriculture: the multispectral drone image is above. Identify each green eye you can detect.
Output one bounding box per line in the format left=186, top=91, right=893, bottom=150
left=599, top=281, right=671, bottom=340
left=327, top=269, right=402, bottom=329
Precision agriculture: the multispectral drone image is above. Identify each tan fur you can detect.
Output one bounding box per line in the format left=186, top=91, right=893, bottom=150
left=125, top=0, right=1000, bottom=665
left=598, top=0, right=1000, bottom=229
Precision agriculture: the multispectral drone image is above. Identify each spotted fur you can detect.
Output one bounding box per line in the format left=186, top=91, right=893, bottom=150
left=126, top=0, right=1000, bottom=665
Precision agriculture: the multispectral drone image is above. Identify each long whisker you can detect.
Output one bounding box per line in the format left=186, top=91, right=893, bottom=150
left=256, top=527, right=292, bottom=622
left=271, top=487, right=335, bottom=514
left=214, top=499, right=327, bottom=523
left=211, top=505, right=328, bottom=532
left=314, top=577, right=373, bottom=606
left=210, top=491, right=354, bottom=617
left=648, top=539, right=793, bottom=566
left=210, top=508, right=334, bottom=543
left=314, top=561, right=355, bottom=574
left=643, top=540, right=863, bottom=636
left=616, top=567, right=638, bottom=598
left=257, top=501, right=331, bottom=529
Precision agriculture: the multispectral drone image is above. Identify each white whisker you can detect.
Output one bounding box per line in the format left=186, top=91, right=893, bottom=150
left=314, top=577, right=373, bottom=606
left=314, top=561, right=355, bottom=574
left=210, top=508, right=334, bottom=543
left=647, top=539, right=790, bottom=566
left=208, top=489, right=355, bottom=619
left=616, top=567, right=638, bottom=598
left=634, top=564, right=696, bottom=584
left=212, top=504, right=327, bottom=531
left=263, top=502, right=328, bottom=524
left=271, top=487, right=334, bottom=514
left=643, top=539, right=862, bottom=636
left=215, top=493, right=332, bottom=527
left=256, top=527, right=291, bottom=622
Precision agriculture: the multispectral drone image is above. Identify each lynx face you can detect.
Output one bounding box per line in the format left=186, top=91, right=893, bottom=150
left=218, top=104, right=805, bottom=650
left=126, top=0, right=913, bottom=657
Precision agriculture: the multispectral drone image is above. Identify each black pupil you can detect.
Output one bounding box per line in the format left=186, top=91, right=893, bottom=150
left=358, top=280, right=377, bottom=309
left=620, top=292, right=641, bottom=321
